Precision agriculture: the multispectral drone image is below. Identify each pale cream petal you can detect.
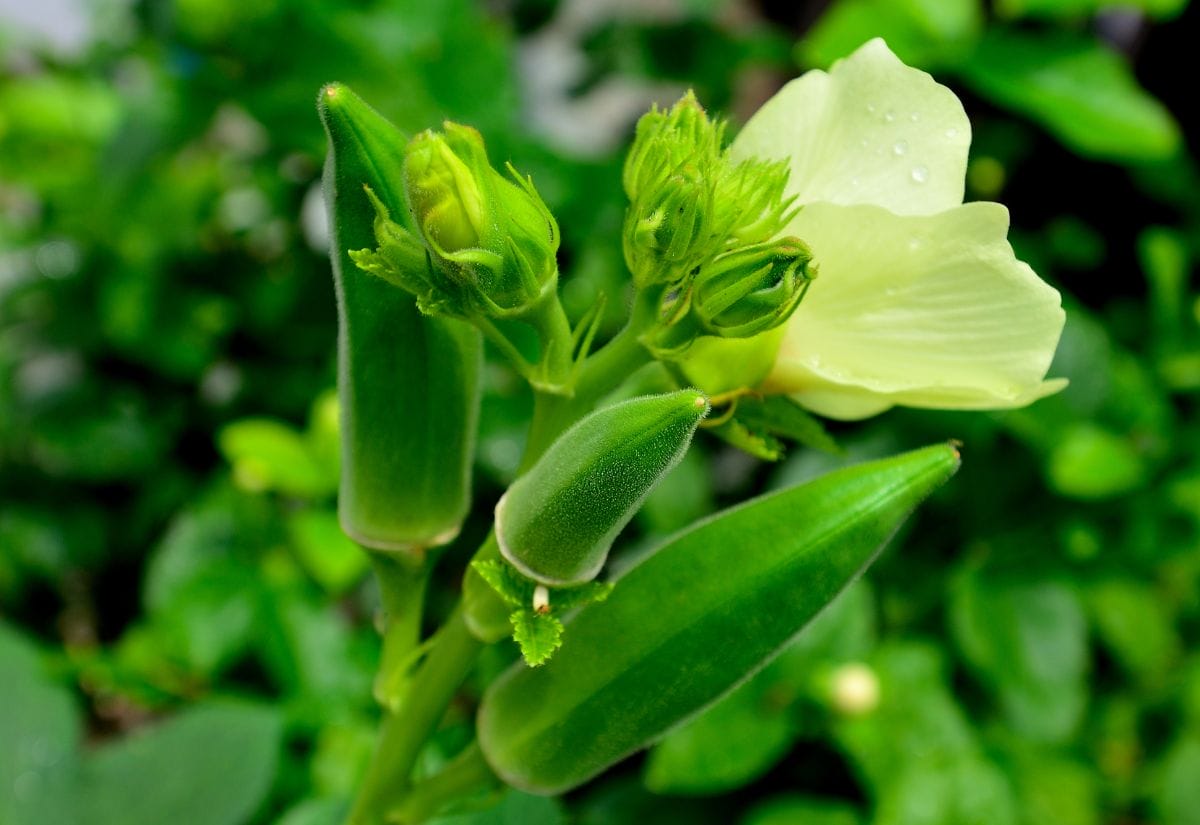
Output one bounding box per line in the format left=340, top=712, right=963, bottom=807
left=731, top=38, right=971, bottom=216
left=764, top=200, right=1066, bottom=420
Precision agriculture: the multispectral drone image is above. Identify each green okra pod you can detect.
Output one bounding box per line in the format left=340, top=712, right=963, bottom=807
left=477, top=443, right=960, bottom=794
left=318, top=83, right=482, bottom=551
left=495, top=390, right=710, bottom=587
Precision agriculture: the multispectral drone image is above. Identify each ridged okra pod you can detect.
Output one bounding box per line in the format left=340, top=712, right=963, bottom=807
left=318, top=83, right=481, bottom=551
left=477, top=443, right=960, bottom=793
left=496, top=390, right=710, bottom=586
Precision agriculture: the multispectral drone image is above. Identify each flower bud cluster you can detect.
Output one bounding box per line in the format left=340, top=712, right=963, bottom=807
left=622, top=92, right=814, bottom=358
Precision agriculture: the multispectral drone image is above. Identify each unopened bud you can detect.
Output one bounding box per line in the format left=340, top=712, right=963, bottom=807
left=623, top=91, right=721, bottom=202
left=400, top=122, right=560, bottom=317
left=641, top=237, right=815, bottom=358
left=693, top=237, right=815, bottom=338
left=624, top=167, right=715, bottom=287
left=405, top=127, right=488, bottom=253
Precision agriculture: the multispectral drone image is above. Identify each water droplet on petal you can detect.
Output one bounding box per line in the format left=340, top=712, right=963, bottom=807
left=850, top=176, right=861, bottom=187
left=909, top=112, right=920, bottom=122
left=866, top=103, right=877, bottom=114
left=910, top=165, right=929, bottom=184
left=892, top=140, right=909, bottom=156
left=945, top=127, right=959, bottom=139
left=908, top=236, right=922, bottom=252
left=884, top=110, right=896, bottom=123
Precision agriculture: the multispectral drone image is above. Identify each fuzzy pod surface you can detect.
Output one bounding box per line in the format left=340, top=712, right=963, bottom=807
left=319, top=84, right=482, bottom=551
left=496, top=390, right=710, bottom=586
left=478, top=443, right=960, bottom=793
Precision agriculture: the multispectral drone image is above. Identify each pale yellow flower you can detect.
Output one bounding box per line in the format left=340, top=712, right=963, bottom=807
left=685, top=38, right=1066, bottom=420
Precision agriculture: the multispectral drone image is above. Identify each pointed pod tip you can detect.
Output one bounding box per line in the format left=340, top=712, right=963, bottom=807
left=316, top=82, right=346, bottom=116
left=315, top=82, right=377, bottom=132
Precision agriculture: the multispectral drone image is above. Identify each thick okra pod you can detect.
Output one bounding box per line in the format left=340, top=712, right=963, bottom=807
left=478, top=444, right=960, bottom=793
left=496, top=390, right=710, bottom=586
left=318, top=84, right=481, bottom=551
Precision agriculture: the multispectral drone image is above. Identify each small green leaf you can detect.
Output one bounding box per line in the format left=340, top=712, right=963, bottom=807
left=286, top=508, right=369, bottom=594
left=1087, top=579, right=1180, bottom=686
left=734, top=396, right=842, bottom=455
left=81, top=701, right=282, bottom=825
left=474, top=559, right=613, bottom=665
left=957, top=30, right=1180, bottom=162
left=949, top=569, right=1088, bottom=743
left=800, top=0, right=982, bottom=70
left=472, top=559, right=533, bottom=607
left=511, top=610, right=565, bottom=667
left=1047, top=423, right=1146, bottom=500
left=0, top=622, right=81, bottom=825
left=219, top=418, right=333, bottom=498
left=1156, top=735, right=1200, bottom=825
left=708, top=416, right=785, bottom=461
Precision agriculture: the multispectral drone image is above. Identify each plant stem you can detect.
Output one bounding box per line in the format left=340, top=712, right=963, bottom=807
left=390, top=742, right=499, bottom=824
left=529, top=283, right=575, bottom=391
left=370, top=552, right=431, bottom=710
left=347, top=607, right=483, bottom=825
left=520, top=288, right=658, bottom=469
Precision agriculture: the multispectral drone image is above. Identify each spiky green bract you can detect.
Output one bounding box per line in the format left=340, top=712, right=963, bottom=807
left=354, top=122, right=559, bottom=321
left=318, top=83, right=481, bottom=551
left=477, top=444, right=961, bottom=794
left=620, top=92, right=806, bottom=358
left=496, top=390, right=710, bottom=587
left=473, top=559, right=615, bottom=667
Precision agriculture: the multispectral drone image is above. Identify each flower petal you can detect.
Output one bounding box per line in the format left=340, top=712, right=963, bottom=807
left=731, top=38, right=971, bottom=216
left=764, top=200, right=1066, bottom=420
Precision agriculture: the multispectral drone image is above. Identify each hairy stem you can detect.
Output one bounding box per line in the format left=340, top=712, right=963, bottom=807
left=347, top=608, right=483, bottom=825
left=390, top=742, right=499, bottom=824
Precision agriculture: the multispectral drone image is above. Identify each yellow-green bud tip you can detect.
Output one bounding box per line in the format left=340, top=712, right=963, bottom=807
left=404, top=129, right=487, bottom=252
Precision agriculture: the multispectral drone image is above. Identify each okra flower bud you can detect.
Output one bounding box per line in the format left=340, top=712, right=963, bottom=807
left=692, top=237, right=815, bottom=338
left=403, top=123, right=560, bottom=317
left=621, top=91, right=798, bottom=293
left=623, top=167, right=714, bottom=288
left=644, top=237, right=816, bottom=358
left=623, top=91, right=721, bottom=203
left=495, top=390, right=710, bottom=587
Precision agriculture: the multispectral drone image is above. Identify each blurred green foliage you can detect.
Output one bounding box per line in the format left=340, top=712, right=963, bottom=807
left=1, top=0, right=1197, bottom=823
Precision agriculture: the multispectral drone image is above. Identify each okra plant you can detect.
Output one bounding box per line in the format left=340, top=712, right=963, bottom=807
left=318, top=38, right=1064, bottom=825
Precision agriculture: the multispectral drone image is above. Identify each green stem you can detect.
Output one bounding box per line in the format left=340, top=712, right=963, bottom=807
left=526, top=282, right=575, bottom=393
left=390, top=742, right=499, bottom=824
left=347, top=608, right=483, bottom=825
left=520, top=288, right=658, bottom=470
left=370, top=552, right=431, bottom=710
